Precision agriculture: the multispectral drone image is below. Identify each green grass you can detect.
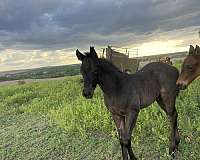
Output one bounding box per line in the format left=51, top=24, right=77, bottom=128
left=0, top=75, right=200, bottom=159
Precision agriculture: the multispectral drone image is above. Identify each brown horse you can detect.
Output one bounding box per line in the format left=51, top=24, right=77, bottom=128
left=76, top=47, right=180, bottom=160
left=177, top=45, right=200, bottom=90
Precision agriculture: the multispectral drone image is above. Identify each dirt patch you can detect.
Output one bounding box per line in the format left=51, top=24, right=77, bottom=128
left=0, top=77, right=68, bottom=86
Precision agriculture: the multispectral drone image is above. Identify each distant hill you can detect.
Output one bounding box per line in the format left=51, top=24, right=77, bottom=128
left=0, top=64, right=80, bottom=82
left=0, top=51, right=187, bottom=82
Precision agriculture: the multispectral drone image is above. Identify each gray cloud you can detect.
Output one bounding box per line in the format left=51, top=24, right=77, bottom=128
left=0, top=0, right=200, bottom=51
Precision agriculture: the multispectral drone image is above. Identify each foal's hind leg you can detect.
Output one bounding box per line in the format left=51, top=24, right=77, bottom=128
left=156, top=94, right=180, bottom=157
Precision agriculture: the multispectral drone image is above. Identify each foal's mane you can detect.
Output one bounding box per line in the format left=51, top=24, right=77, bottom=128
left=83, top=51, right=125, bottom=76
left=98, top=58, right=124, bottom=75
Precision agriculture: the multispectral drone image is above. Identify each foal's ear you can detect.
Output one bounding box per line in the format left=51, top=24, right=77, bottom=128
left=76, top=49, right=85, bottom=61
left=195, top=45, right=200, bottom=54
left=90, top=46, right=98, bottom=59
left=189, top=45, right=195, bottom=55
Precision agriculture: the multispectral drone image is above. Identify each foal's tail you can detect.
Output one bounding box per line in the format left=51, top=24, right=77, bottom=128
left=176, top=86, right=180, bottom=97
left=175, top=69, right=180, bottom=97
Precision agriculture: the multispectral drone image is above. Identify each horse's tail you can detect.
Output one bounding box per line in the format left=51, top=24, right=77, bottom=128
left=176, top=86, right=180, bottom=97
left=175, top=68, right=180, bottom=97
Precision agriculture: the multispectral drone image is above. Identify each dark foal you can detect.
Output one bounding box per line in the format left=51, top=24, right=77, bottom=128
left=76, top=47, right=180, bottom=160
left=177, top=45, right=200, bottom=90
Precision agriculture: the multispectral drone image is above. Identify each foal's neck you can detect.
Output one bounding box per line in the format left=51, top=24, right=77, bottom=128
left=97, top=59, right=125, bottom=96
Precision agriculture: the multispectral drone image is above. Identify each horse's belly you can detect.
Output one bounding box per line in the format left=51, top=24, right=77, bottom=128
left=139, top=97, right=156, bottom=108
left=138, top=89, right=159, bottom=108
left=104, top=95, right=137, bottom=115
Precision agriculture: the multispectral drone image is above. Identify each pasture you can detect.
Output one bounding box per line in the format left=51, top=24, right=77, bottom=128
left=0, top=70, right=200, bottom=159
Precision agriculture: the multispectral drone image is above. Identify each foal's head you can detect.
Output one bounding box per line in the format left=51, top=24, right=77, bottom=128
left=177, top=45, right=200, bottom=90
left=76, top=47, right=99, bottom=99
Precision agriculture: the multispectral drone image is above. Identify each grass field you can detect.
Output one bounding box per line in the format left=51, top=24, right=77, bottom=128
left=0, top=72, right=200, bottom=159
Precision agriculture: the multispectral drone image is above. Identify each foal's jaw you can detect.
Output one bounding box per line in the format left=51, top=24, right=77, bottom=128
left=176, top=70, right=200, bottom=90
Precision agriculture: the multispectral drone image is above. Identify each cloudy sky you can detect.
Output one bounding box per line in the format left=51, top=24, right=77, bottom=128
left=0, top=0, right=200, bottom=71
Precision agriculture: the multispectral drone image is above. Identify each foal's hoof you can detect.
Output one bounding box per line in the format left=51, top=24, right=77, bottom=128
left=130, top=157, right=137, bottom=160
left=169, top=148, right=178, bottom=159
left=170, top=151, right=175, bottom=159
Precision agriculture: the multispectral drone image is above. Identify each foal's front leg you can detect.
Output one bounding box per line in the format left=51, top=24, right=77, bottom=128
left=124, top=110, right=139, bottom=160
left=111, top=114, right=128, bottom=160
left=112, top=109, right=139, bottom=160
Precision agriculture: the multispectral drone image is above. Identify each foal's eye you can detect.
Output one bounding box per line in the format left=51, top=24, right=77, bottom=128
left=186, top=64, right=193, bottom=70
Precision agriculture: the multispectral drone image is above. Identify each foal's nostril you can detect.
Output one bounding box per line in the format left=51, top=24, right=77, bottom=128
left=82, top=90, right=93, bottom=99
left=181, top=85, right=187, bottom=90
left=82, top=91, right=86, bottom=97
left=177, top=83, right=187, bottom=90
left=176, top=83, right=181, bottom=89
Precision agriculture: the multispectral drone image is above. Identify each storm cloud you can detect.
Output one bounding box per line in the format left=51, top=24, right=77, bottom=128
left=0, top=0, right=199, bottom=50
left=0, top=0, right=199, bottom=70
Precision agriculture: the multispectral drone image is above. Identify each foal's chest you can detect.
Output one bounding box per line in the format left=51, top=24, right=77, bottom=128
left=103, top=94, right=136, bottom=115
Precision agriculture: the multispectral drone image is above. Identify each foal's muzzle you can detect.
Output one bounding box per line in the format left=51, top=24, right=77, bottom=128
left=176, top=83, right=187, bottom=90
left=82, top=88, right=94, bottom=99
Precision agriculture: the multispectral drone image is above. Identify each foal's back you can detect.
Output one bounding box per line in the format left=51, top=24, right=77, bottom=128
left=128, top=62, right=179, bottom=108
left=138, top=62, right=179, bottom=87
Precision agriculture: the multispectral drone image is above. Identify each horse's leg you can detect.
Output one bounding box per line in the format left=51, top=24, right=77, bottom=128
left=111, top=113, right=128, bottom=160
left=124, top=110, right=139, bottom=160
left=111, top=110, right=139, bottom=160
left=168, top=108, right=180, bottom=155
left=156, top=95, right=180, bottom=157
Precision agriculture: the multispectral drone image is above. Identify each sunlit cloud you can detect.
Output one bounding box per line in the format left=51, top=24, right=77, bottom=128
left=137, top=40, right=186, bottom=56
left=0, top=49, right=78, bottom=71
left=127, top=26, right=200, bottom=56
